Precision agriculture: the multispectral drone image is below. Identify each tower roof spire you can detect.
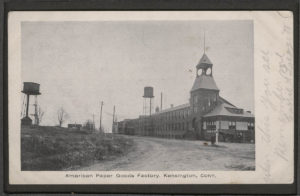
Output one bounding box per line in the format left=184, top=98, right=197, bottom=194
left=196, top=29, right=212, bottom=69
left=204, top=30, right=206, bottom=54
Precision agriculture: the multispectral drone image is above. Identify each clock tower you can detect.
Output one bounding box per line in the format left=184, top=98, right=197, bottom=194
left=190, top=52, right=220, bottom=138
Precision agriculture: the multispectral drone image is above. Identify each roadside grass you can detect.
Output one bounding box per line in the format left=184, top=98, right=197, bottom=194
left=21, top=126, right=133, bottom=171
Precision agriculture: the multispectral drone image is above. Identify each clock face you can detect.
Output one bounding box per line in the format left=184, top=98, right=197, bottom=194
left=206, top=68, right=212, bottom=75
left=197, top=69, right=203, bottom=76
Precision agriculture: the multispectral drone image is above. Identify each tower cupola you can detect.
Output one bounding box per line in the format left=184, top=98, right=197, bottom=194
left=196, top=53, right=213, bottom=77
left=191, top=52, right=218, bottom=92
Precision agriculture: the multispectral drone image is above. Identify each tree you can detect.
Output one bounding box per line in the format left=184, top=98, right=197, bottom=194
left=57, top=107, right=68, bottom=127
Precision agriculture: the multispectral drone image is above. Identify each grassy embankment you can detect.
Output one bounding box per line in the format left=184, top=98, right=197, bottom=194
left=21, top=126, right=133, bottom=171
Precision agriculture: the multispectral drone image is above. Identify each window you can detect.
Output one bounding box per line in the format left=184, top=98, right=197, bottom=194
left=206, top=68, right=212, bottom=75
left=226, top=107, right=243, bottom=114
left=229, top=121, right=236, bottom=129
left=248, top=122, right=254, bottom=130
left=206, top=121, right=216, bottom=130
left=194, top=106, right=198, bottom=113
left=197, top=68, right=203, bottom=76
left=193, top=95, right=198, bottom=105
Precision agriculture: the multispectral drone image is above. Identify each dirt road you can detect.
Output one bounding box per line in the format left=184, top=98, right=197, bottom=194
left=80, top=135, right=255, bottom=171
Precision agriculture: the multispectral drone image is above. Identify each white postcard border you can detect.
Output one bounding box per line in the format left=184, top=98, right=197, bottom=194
left=8, top=11, right=294, bottom=184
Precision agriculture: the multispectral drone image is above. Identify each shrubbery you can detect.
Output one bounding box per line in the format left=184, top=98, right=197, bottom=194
left=21, top=126, right=133, bottom=170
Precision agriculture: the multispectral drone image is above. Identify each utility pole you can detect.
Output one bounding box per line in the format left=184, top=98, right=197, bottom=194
left=160, top=92, right=163, bottom=111
left=100, top=101, right=104, bottom=132
left=112, top=105, right=115, bottom=133
left=92, top=114, right=95, bottom=131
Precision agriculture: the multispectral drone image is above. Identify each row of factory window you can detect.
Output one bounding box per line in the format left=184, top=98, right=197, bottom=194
left=152, top=109, right=191, bottom=121
left=154, top=122, right=189, bottom=132
left=192, top=105, right=211, bottom=113
left=124, top=121, right=254, bottom=133
left=204, top=121, right=255, bottom=130
left=135, top=121, right=188, bottom=131
left=132, top=123, right=188, bottom=132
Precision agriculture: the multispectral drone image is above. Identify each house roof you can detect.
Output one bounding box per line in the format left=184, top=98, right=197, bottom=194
left=153, top=103, right=190, bottom=115
left=153, top=96, right=240, bottom=116
left=219, top=96, right=236, bottom=107
left=203, top=103, right=254, bottom=118
left=191, top=75, right=219, bottom=92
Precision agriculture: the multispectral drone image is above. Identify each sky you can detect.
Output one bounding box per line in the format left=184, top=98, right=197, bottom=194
left=21, top=20, right=254, bottom=132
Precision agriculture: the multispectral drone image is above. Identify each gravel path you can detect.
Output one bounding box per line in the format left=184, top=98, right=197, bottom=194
left=80, top=135, right=255, bottom=171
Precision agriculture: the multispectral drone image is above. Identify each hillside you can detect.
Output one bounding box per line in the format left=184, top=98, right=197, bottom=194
left=21, top=126, right=133, bottom=171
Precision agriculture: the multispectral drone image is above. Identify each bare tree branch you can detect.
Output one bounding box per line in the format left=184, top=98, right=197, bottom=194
left=57, top=107, right=68, bottom=127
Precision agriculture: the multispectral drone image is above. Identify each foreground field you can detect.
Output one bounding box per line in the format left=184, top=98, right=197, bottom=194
left=81, top=135, right=255, bottom=171
left=21, top=126, right=133, bottom=170
left=22, top=127, right=255, bottom=171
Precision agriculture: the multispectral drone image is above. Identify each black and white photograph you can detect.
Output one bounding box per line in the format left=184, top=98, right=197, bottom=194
left=8, top=11, right=294, bottom=185
left=20, top=19, right=255, bottom=171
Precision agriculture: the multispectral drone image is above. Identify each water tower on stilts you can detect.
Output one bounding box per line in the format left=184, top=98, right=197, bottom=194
left=21, top=82, right=41, bottom=126
left=143, top=86, right=154, bottom=116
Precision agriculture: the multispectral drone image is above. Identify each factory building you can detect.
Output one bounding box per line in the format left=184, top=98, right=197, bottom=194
left=116, top=51, right=255, bottom=143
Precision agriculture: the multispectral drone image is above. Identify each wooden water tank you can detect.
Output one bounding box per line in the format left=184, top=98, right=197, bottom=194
left=22, top=82, right=41, bottom=95
left=143, top=86, right=154, bottom=98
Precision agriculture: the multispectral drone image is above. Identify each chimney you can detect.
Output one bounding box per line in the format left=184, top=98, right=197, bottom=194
left=170, top=104, right=174, bottom=108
